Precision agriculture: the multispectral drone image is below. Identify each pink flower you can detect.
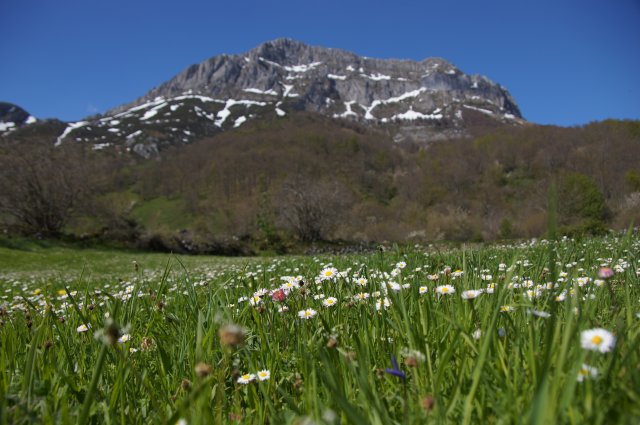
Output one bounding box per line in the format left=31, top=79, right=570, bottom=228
left=271, top=289, right=287, bottom=302
left=597, top=268, right=614, bottom=279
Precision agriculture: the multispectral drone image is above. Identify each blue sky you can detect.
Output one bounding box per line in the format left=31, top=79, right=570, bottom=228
left=1, top=0, right=638, bottom=126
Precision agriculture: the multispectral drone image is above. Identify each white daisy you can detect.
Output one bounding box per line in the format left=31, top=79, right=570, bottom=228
left=435, top=285, right=455, bottom=295
left=355, top=277, right=368, bottom=286
left=577, top=364, right=598, bottom=382
left=237, top=373, right=256, bottom=384
left=323, top=297, right=338, bottom=307
left=375, top=298, right=391, bottom=310
left=298, top=308, right=317, bottom=319
left=461, top=289, right=481, bottom=300
left=256, top=370, right=270, bottom=381
left=76, top=324, right=91, bottom=333
left=580, top=328, right=615, bottom=353
left=319, top=267, right=338, bottom=281
left=117, top=334, right=131, bottom=343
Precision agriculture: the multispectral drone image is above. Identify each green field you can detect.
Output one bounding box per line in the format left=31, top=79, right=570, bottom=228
left=0, top=235, right=639, bottom=424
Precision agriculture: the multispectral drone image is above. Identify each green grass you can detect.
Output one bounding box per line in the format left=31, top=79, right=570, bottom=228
left=0, top=239, right=248, bottom=277
left=0, top=235, right=639, bottom=424
left=131, top=197, right=193, bottom=232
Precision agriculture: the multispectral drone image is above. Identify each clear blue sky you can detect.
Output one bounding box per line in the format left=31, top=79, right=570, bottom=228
left=1, top=0, right=639, bottom=126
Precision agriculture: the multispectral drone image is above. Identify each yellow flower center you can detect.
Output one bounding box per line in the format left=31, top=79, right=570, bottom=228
left=591, top=335, right=603, bottom=345
left=579, top=369, right=588, bottom=376
left=442, top=288, right=449, bottom=293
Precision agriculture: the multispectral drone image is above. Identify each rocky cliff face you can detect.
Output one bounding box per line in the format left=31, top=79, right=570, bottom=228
left=27, top=39, right=525, bottom=156
left=116, top=38, right=521, bottom=123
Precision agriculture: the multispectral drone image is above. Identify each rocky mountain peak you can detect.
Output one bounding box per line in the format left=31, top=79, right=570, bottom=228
left=35, top=39, right=525, bottom=156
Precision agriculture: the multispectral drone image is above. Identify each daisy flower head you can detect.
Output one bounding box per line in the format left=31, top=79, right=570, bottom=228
left=249, top=295, right=263, bottom=306
left=577, top=364, right=598, bottom=382
left=419, top=286, right=428, bottom=294
left=323, top=297, right=338, bottom=307
left=376, top=297, right=391, bottom=310
left=387, top=282, right=402, bottom=292
left=237, top=373, right=256, bottom=384
left=117, top=334, right=131, bottom=343
left=555, top=292, right=567, bottom=302
left=281, top=280, right=296, bottom=291
left=576, top=277, right=590, bottom=287
left=435, top=285, right=455, bottom=295
left=298, top=308, right=318, bottom=319
left=257, top=370, right=271, bottom=381
left=396, top=261, right=407, bottom=269
left=319, top=267, right=338, bottom=281
left=77, top=324, right=91, bottom=333
left=529, top=309, right=551, bottom=318
left=581, top=328, right=616, bottom=353
left=353, top=292, right=370, bottom=301
left=355, top=277, right=368, bottom=287
left=461, top=289, right=481, bottom=300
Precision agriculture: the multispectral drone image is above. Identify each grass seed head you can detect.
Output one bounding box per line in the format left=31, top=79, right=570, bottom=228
left=195, top=362, right=213, bottom=377
left=326, top=336, right=338, bottom=348
left=219, top=323, right=246, bottom=348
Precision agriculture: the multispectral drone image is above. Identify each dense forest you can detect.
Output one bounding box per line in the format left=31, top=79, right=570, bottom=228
left=1, top=114, right=639, bottom=254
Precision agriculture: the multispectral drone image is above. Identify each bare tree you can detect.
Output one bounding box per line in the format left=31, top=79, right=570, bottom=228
left=0, top=141, right=99, bottom=236
left=276, top=176, right=351, bottom=242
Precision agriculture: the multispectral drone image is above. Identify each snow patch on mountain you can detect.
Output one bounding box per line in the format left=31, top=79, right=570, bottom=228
left=243, top=88, right=278, bottom=96
left=56, top=121, right=89, bottom=146
left=333, top=101, right=359, bottom=119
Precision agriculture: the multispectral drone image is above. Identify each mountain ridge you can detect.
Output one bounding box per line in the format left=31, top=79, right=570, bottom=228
left=3, top=39, right=525, bottom=155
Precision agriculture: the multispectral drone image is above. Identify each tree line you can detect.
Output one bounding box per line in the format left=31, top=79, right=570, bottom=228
left=1, top=114, right=639, bottom=253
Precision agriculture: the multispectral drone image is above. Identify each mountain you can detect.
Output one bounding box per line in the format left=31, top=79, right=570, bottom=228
left=5, top=39, right=525, bottom=157
left=0, top=102, right=37, bottom=135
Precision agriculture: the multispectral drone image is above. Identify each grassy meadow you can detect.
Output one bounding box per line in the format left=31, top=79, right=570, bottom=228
left=0, top=234, right=639, bottom=424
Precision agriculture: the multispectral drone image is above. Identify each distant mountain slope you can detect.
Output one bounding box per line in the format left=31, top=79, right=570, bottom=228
left=0, top=102, right=37, bottom=135
left=29, top=39, right=525, bottom=157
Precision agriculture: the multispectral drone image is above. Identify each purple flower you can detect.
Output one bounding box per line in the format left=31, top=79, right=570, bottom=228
left=598, top=268, right=614, bottom=279
left=384, top=354, right=406, bottom=381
